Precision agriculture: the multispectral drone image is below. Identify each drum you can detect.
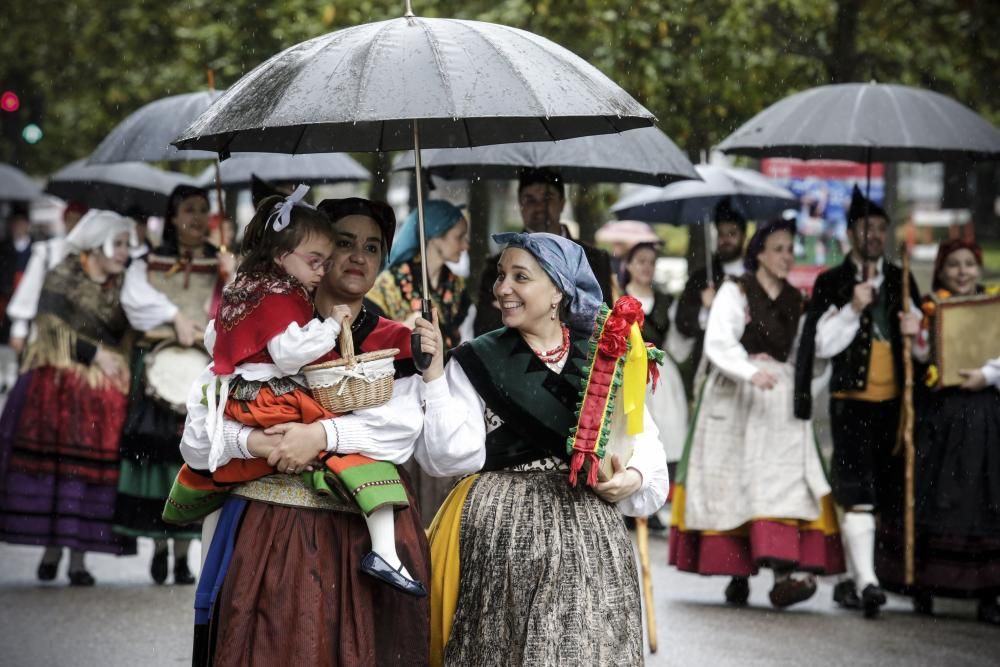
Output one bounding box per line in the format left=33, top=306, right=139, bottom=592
left=144, top=340, right=211, bottom=414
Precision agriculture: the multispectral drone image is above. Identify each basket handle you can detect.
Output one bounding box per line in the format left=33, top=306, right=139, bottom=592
left=339, top=313, right=355, bottom=364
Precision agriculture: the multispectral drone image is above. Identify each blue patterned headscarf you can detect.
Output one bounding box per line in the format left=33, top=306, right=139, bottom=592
left=388, top=200, right=465, bottom=268
left=492, top=232, right=603, bottom=332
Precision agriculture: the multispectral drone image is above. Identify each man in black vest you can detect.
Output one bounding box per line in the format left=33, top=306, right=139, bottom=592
left=794, top=186, right=922, bottom=619
left=672, top=199, right=747, bottom=395
left=473, top=169, right=613, bottom=336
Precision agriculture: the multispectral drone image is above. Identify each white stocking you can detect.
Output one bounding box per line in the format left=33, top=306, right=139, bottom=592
left=364, top=506, right=412, bottom=580
left=841, top=511, right=879, bottom=590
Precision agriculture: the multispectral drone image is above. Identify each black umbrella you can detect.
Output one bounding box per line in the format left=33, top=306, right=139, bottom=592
left=717, top=82, right=1000, bottom=256
left=612, top=164, right=797, bottom=288
left=174, top=4, right=655, bottom=368
left=391, top=126, right=697, bottom=186
left=0, top=163, right=42, bottom=201
left=88, top=91, right=225, bottom=164
left=46, top=159, right=199, bottom=216
left=196, top=152, right=369, bottom=190
left=717, top=82, right=1000, bottom=162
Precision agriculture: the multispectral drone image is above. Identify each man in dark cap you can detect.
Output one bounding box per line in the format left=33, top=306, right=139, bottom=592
left=472, top=168, right=613, bottom=335
left=793, top=185, right=923, bottom=620
left=672, top=198, right=748, bottom=395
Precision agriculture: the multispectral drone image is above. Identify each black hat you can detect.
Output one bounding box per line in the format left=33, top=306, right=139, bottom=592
left=517, top=167, right=565, bottom=198
left=251, top=174, right=286, bottom=210
left=317, top=197, right=397, bottom=266
left=847, top=184, right=888, bottom=226
left=713, top=197, right=747, bottom=232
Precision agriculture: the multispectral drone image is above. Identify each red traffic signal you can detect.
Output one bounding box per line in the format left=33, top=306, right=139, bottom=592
left=1, top=91, right=19, bottom=112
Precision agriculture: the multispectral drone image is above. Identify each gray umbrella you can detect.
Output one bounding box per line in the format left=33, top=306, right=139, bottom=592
left=391, top=126, right=698, bottom=186
left=717, top=82, right=1000, bottom=163
left=89, top=90, right=225, bottom=164
left=173, top=14, right=653, bottom=155
left=0, top=164, right=43, bottom=201
left=45, top=159, right=198, bottom=217
left=612, top=164, right=797, bottom=289
left=173, top=6, right=654, bottom=369
left=196, top=152, right=370, bottom=189
left=611, top=164, right=797, bottom=224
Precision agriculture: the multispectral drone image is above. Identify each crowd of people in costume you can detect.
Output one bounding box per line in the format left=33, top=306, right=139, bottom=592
left=0, top=168, right=997, bottom=667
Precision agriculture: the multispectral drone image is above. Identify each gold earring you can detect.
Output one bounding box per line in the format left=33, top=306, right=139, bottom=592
left=550, top=303, right=558, bottom=320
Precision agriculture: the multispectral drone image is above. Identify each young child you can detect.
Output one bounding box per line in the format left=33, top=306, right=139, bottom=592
left=203, top=186, right=425, bottom=597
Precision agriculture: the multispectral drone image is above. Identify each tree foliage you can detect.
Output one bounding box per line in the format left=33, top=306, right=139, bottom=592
left=2, top=0, right=997, bottom=178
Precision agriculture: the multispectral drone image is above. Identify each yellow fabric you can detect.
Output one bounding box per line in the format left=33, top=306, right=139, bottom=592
left=670, top=483, right=840, bottom=536
left=832, top=339, right=899, bottom=402
left=623, top=323, right=647, bottom=435
left=427, top=474, right=479, bottom=667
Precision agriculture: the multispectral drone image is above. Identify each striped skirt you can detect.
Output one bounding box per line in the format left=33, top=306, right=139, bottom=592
left=430, top=471, right=643, bottom=666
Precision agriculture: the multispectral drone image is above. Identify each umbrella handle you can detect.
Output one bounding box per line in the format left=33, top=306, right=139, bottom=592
left=411, top=298, right=434, bottom=372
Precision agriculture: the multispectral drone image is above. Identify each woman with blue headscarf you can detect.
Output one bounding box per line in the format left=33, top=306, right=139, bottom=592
left=368, top=200, right=470, bottom=349
left=413, top=232, right=669, bottom=666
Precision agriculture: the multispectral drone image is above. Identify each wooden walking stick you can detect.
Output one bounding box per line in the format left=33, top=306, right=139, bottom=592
left=896, top=241, right=916, bottom=585
left=635, top=517, right=658, bottom=653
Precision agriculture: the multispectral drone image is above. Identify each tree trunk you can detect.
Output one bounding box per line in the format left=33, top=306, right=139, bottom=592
left=829, top=0, right=861, bottom=82
left=466, top=178, right=492, bottom=299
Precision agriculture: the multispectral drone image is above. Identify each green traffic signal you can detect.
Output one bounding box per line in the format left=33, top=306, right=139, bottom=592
left=22, top=123, right=43, bottom=144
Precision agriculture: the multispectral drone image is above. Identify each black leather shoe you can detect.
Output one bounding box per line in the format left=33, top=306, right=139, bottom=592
left=978, top=598, right=1000, bottom=625
left=769, top=576, right=817, bottom=608
left=913, top=592, right=934, bottom=616
left=68, top=570, right=95, bottom=586
left=833, top=579, right=861, bottom=610
left=360, top=551, right=427, bottom=597
left=37, top=562, right=58, bottom=582
left=150, top=550, right=168, bottom=585
left=174, top=557, right=196, bottom=585
left=724, top=577, right=750, bottom=606
left=861, top=584, right=887, bottom=619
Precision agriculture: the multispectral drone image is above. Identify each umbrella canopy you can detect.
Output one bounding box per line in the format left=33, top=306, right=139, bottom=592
left=611, top=164, right=797, bottom=225
left=717, top=82, right=1000, bottom=163
left=196, top=152, right=370, bottom=189
left=46, top=159, right=198, bottom=216
left=595, top=220, right=661, bottom=246
left=89, top=90, right=225, bottom=164
left=173, top=15, right=654, bottom=154
left=0, top=163, right=43, bottom=201
left=391, top=126, right=697, bottom=186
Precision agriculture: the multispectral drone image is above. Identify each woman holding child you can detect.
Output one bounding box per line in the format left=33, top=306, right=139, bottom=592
left=177, top=194, right=432, bottom=666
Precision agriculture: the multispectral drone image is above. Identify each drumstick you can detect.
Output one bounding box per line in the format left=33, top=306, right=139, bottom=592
left=635, top=517, right=658, bottom=653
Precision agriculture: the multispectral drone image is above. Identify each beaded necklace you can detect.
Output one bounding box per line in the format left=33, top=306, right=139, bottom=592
left=530, top=323, right=570, bottom=364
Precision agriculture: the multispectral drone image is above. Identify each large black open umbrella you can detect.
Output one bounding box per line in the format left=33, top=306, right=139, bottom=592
left=717, top=82, right=1000, bottom=162
left=612, top=164, right=797, bottom=288
left=391, top=126, right=697, bottom=186
left=88, top=91, right=225, bottom=164
left=0, top=163, right=42, bottom=201
left=196, top=152, right=369, bottom=190
left=174, top=4, right=655, bottom=368
left=47, top=159, right=198, bottom=216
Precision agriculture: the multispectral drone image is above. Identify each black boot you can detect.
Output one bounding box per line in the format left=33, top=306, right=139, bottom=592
left=978, top=597, right=1000, bottom=625
left=150, top=549, right=168, bottom=585
left=861, top=584, right=887, bottom=619
left=833, top=579, right=861, bottom=610
left=724, top=576, right=750, bottom=606
left=174, top=557, right=196, bottom=585
left=913, top=591, right=934, bottom=616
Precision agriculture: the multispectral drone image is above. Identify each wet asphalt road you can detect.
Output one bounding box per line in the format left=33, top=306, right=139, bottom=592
left=1, top=529, right=996, bottom=666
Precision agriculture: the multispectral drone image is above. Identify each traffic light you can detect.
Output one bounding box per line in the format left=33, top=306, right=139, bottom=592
left=1, top=91, right=19, bottom=113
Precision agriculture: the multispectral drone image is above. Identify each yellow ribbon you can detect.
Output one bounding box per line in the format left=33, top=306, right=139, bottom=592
left=623, top=322, right=646, bottom=435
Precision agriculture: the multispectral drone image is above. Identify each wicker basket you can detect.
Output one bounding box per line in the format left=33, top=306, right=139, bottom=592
left=302, top=322, right=399, bottom=413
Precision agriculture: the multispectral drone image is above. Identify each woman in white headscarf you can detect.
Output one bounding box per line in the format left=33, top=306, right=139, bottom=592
left=0, top=210, right=138, bottom=585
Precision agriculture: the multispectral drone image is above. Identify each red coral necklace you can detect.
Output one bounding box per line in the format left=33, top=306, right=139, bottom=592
left=531, top=323, right=570, bottom=364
